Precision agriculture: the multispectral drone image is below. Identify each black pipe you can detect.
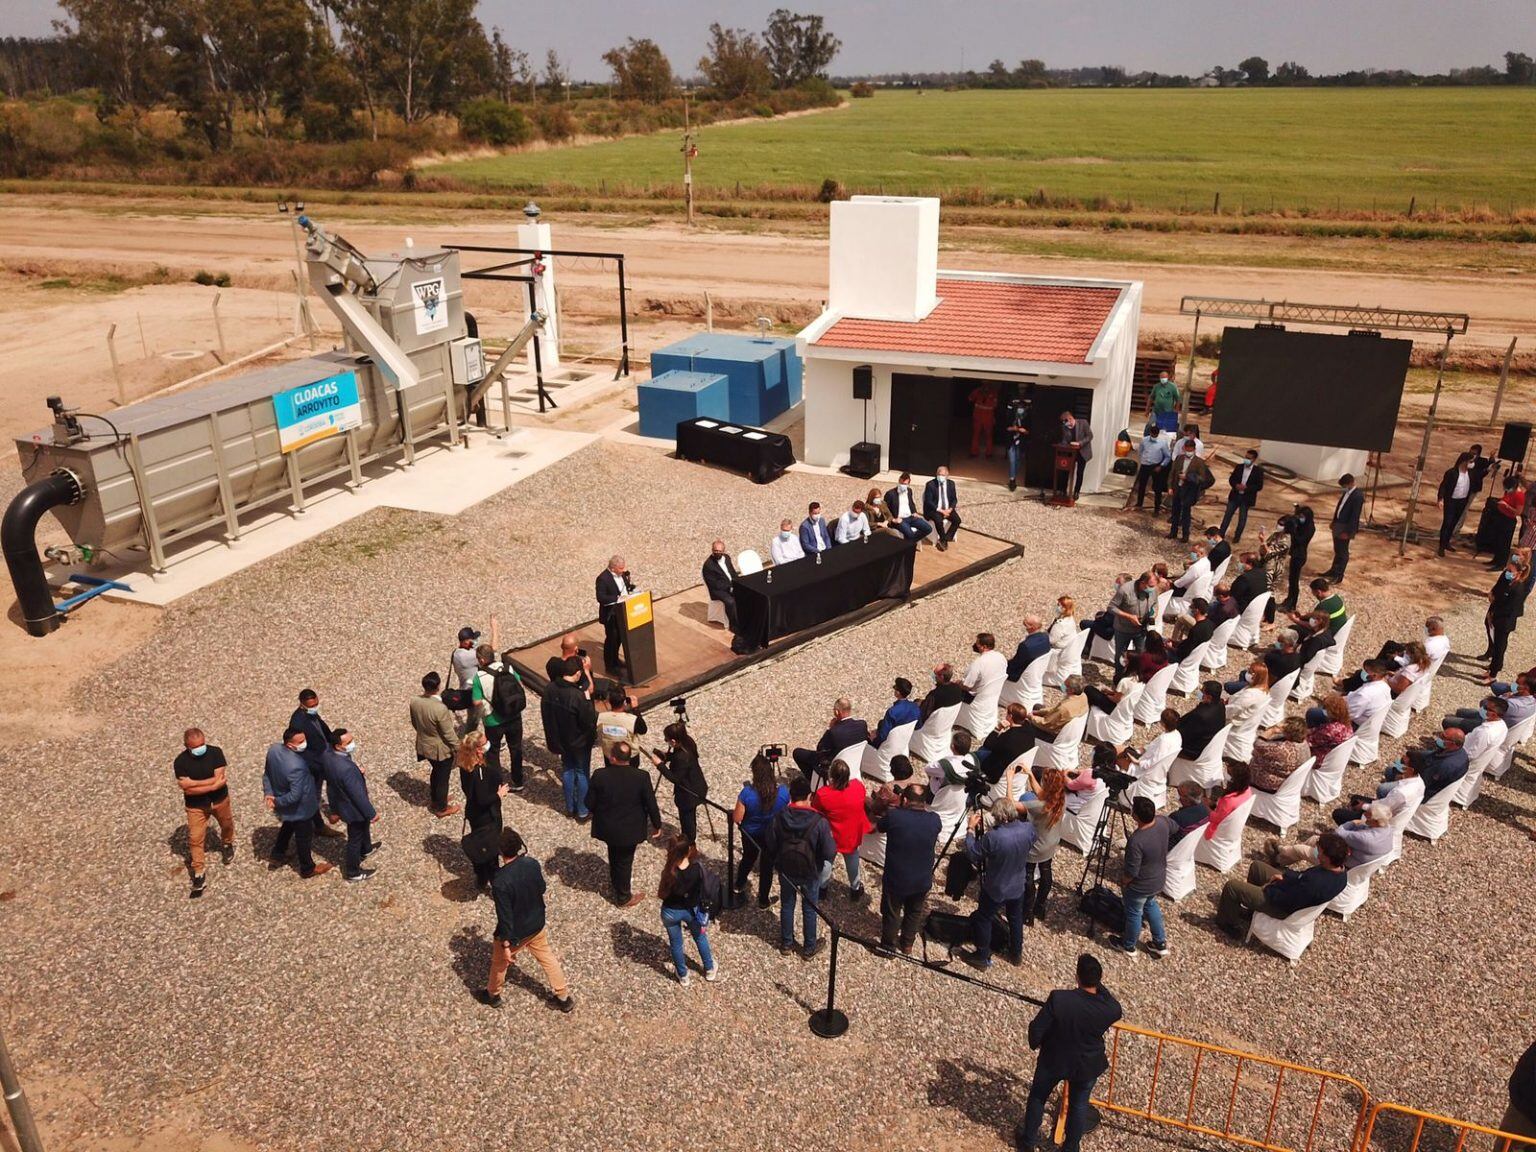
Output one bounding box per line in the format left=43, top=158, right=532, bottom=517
left=3, top=469, right=84, bottom=637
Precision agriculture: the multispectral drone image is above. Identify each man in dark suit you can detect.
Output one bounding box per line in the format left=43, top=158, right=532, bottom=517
left=1166, top=443, right=1215, bottom=543
left=791, top=696, right=873, bottom=780
left=1436, top=453, right=1474, bottom=557
left=321, top=728, right=378, bottom=882
left=289, top=688, right=342, bottom=838
left=585, top=739, right=662, bottom=907
left=1325, top=474, right=1363, bottom=583
left=923, top=467, right=962, bottom=551
left=1176, top=681, right=1227, bottom=756
left=884, top=473, right=933, bottom=542
left=1203, top=527, right=1232, bottom=572
left=1057, top=410, right=1094, bottom=499
left=595, top=554, right=635, bottom=672
left=799, top=502, right=833, bottom=555
left=1016, top=953, right=1122, bottom=1152
left=701, top=538, right=748, bottom=653
left=1172, top=599, right=1214, bottom=664
left=1219, top=449, right=1265, bottom=543
left=1229, top=552, right=1268, bottom=611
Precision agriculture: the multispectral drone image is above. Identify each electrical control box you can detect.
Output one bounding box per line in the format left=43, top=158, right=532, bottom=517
left=450, top=336, right=486, bottom=385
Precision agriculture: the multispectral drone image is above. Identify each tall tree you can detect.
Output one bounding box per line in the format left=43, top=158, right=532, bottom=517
left=698, top=23, right=770, bottom=99
left=490, top=27, right=524, bottom=103
left=1014, top=58, right=1048, bottom=85
left=1273, top=60, right=1310, bottom=84
left=329, top=0, right=481, bottom=125
left=1239, top=55, right=1270, bottom=84
left=602, top=37, right=673, bottom=103
left=54, top=0, right=167, bottom=126
left=541, top=47, right=567, bottom=99
left=762, top=9, right=840, bottom=89
left=1506, top=51, right=1535, bottom=85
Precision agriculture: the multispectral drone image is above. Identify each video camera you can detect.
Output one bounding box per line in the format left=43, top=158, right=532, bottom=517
left=761, top=743, right=786, bottom=764
left=1089, top=743, right=1135, bottom=798
left=670, top=696, right=688, bottom=715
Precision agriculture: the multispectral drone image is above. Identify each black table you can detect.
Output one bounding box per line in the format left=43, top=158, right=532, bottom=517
left=734, top=533, right=917, bottom=647
left=676, top=418, right=796, bottom=484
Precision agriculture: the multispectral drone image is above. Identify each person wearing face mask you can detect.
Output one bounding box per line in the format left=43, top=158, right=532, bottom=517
left=1482, top=555, right=1532, bottom=685
left=1203, top=526, right=1232, bottom=572
left=1002, top=393, right=1032, bottom=492
left=1322, top=473, right=1363, bottom=583
left=923, top=467, right=962, bottom=551
left=799, top=501, right=833, bottom=556
left=1167, top=541, right=1210, bottom=622
left=701, top=538, right=746, bottom=653
left=263, top=726, right=331, bottom=879
left=1166, top=443, right=1214, bottom=543
left=1219, top=450, right=1265, bottom=544
left=1385, top=727, right=1468, bottom=802
left=769, top=517, right=805, bottom=566
left=173, top=727, right=234, bottom=899
left=323, top=728, right=380, bottom=883
left=1149, top=370, right=1181, bottom=433
left=1126, top=421, right=1171, bottom=513
left=1056, top=409, right=1094, bottom=500
left=883, top=472, right=933, bottom=543
left=289, top=688, right=342, bottom=838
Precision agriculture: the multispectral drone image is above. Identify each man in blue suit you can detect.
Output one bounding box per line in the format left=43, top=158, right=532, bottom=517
left=1005, top=614, right=1052, bottom=682
left=923, top=467, right=962, bottom=551
left=289, top=687, right=341, bottom=838
left=799, top=501, right=833, bottom=555
left=875, top=677, right=923, bottom=744
left=263, top=727, right=331, bottom=878
left=1324, top=473, right=1364, bottom=583
left=883, top=472, right=933, bottom=542
left=323, top=728, right=379, bottom=883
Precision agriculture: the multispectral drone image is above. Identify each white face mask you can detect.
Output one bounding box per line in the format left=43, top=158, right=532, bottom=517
left=292, top=740, right=307, bottom=754
left=342, top=741, right=359, bottom=758
left=779, top=530, right=792, bottom=540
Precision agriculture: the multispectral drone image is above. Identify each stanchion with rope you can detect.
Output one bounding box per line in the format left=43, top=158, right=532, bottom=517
left=807, top=926, right=849, bottom=1038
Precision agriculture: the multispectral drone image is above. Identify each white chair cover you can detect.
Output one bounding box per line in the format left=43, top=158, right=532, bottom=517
left=1260, top=669, right=1301, bottom=728
left=1383, top=788, right=1424, bottom=866
left=706, top=599, right=729, bottom=626
left=1492, top=713, right=1536, bottom=781
left=1349, top=703, right=1389, bottom=766
left=1210, top=555, right=1232, bottom=588
left=1170, top=723, right=1232, bottom=790
left=1194, top=791, right=1256, bottom=873
left=1123, top=734, right=1181, bottom=810
left=1248, top=902, right=1328, bottom=964
left=1202, top=618, right=1240, bottom=670
left=1036, top=711, right=1088, bottom=772
left=1170, top=642, right=1211, bottom=696
left=1315, top=616, right=1355, bottom=679
left=1149, top=589, right=1176, bottom=637
left=1328, top=856, right=1387, bottom=921
left=1409, top=652, right=1447, bottom=714
left=1229, top=592, right=1271, bottom=650
left=1224, top=697, right=1268, bottom=764
left=1085, top=683, right=1143, bottom=748
left=1000, top=658, right=1048, bottom=713
left=1380, top=683, right=1422, bottom=739
left=862, top=721, right=917, bottom=784
left=736, top=549, right=764, bottom=575
left=814, top=741, right=868, bottom=790
left=1060, top=782, right=1108, bottom=853
left=1044, top=642, right=1083, bottom=692
left=959, top=684, right=1005, bottom=742
left=1161, top=829, right=1199, bottom=901
left=1303, top=737, right=1356, bottom=803
left=1133, top=664, right=1179, bottom=726
left=985, top=748, right=1038, bottom=805
left=1249, top=756, right=1314, bottom=836
left=909, top=703, right=962, bottom=765
left=1291, top=649, right=1328, bottom=700
left=1405, top=784, right=1457, bottom=844
left=1088, top=631, right=1117, bottom=665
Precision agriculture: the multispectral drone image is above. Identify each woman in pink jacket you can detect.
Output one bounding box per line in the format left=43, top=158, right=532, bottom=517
left=1203, top=763, right=1253, bottom=840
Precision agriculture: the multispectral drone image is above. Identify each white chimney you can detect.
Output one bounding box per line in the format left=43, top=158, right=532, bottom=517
left=828, top=195, right=940, bottom=322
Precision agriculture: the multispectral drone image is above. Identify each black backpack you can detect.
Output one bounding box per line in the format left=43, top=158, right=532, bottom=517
left=697, top=865, right=724, bottom=917
left=775, top=813, right=820, bottom=884
left=491, top=666, right=526, bottom=720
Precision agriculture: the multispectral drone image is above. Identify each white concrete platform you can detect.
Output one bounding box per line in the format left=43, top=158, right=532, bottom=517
left=57, top=426, right=594, bottom=608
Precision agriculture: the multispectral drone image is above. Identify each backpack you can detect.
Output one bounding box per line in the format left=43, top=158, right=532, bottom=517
left=491, top=666, right=526, bottom=721
left=775, top=813, right=821, bottom=884
left=697, top=865, right=723, bottom=918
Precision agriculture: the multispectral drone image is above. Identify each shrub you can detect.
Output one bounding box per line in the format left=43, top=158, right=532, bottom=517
left=301, top=101, right=361, bottom=144
left=532, top=104, right=576, bottom=142
left=191, top=270, right=232, bottom=287
left=850, top=81, right=874, bottom=98
left=818, top=177, right=845, bottom=203
left=457, top=99, right=531, bottom=147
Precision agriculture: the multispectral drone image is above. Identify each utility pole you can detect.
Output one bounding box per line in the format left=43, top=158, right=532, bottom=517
left=682, top=88, right=697, bottom=226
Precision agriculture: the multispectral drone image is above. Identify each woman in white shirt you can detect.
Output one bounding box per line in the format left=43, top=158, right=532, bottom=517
left=1225, top=661, right=1271, bottom=728
left=1047, top=596, right=1079, bottom=653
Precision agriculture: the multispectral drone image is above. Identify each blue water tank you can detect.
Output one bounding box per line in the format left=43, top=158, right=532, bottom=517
left=636, top=370, right=730, bottom=440
left=650, top=333, right=803, bottom=427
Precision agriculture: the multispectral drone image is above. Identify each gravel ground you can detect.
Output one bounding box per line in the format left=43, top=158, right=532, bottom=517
left=1, top=440, right=1532, bottom=1152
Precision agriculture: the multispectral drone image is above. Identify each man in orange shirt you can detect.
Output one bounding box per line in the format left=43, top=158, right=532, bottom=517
left=969, top=382, right=999, bottom=458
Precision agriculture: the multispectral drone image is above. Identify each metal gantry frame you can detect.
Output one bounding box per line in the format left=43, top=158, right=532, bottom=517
left=1176, top=295, right=1473, bottom=556
left=448, top=245, right=632, bottom=414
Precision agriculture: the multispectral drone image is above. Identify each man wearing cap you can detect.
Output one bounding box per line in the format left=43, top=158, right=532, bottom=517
left=452, top=626, right=481, bottom=691
left=875, top=678, right=922, bottom=745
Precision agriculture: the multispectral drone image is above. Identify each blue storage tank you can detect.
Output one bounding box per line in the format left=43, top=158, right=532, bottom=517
left=650, top=333, right=803, bottom=427
left=636, top=370, right=729, bottom=440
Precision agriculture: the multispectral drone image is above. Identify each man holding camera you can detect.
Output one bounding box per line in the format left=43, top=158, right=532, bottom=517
left=1106, top=572, right=1157, bottom=679
left=1120, top=797, right=1172, bottom=961
left=962, top=797, right=1036, bottom=970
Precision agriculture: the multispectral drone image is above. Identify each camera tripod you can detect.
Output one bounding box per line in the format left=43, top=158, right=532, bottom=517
left=1074, top=786, right=1131, bottom=940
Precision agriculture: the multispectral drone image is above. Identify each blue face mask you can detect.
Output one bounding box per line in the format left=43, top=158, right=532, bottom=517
left=1433, top=736, right=1446, bottom=750
left=1504, top=570, right=1516, bottom=582
left=1478, top=706, right=1489, bottom=720
left=1188, top=552, right=1198, bottom=562
left=189, top=745, right=208, bottom=758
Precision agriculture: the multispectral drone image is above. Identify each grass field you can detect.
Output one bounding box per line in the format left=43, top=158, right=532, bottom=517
left=437, top=87, right=1536, bottom=217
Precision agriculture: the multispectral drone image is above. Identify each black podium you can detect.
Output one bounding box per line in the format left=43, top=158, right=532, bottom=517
left=619, top=591, right=658, bottom=685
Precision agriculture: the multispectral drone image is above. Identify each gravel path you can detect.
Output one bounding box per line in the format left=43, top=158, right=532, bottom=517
left=1, top=440, right=1531, bottom=1152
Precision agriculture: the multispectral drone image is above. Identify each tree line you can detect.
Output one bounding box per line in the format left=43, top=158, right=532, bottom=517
left=847, top=50, right=1536, bottom=90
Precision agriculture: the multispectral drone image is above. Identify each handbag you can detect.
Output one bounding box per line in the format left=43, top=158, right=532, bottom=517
left=461, top=818, right=500, bottom=867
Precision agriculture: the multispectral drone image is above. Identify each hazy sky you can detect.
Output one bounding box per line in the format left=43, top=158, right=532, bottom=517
left=8, top=0, right=1532, bottom=80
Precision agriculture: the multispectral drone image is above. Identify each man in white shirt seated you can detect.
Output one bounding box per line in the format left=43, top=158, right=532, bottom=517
left=925, top=729, right=976, bottom=841
left=958, top=632, right=1008, bottom=738
left=1165, top=541, right=1211, bottom=634
left=1272, top=801, right=1393, bottom=869
left=834, top=499, right=872, bottom=544
left=769, top=518, right=805, bottom=566
left=883, top=472, right=933, bottom=543
left=1345, top=661, right=1392, bottom=724
left=1444, top=694, right=1510, bottom=745
left=1374, top=615, right=1450, bottom=672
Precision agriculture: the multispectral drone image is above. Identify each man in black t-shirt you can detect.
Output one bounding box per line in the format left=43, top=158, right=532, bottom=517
left=173, top=727, right=235, bottom=899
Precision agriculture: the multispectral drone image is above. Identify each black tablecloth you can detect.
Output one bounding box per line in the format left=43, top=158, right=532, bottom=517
left=676, top=418, right=796, bottom=483
left=734, top=533, right=917, bottom=646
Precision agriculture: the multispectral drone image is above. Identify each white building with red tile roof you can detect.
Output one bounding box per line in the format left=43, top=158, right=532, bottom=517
left=796, top=196, right=1142, bottom=494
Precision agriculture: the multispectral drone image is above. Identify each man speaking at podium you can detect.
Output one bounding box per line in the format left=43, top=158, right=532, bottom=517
left=596, top=554, right=636, bottom=674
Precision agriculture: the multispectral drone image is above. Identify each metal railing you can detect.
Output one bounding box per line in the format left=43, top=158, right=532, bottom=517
left=1355, top=1102, right=1535, bottom=1152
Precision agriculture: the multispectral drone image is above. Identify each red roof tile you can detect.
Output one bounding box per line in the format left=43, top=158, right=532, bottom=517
left=814, top=278, right=1122, bottom=365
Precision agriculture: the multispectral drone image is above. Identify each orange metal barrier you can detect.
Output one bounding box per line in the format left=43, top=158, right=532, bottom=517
left=1089, top=1022, right=1371, bottom=1152
left=1355, top=1103, right=1535, bottom=1152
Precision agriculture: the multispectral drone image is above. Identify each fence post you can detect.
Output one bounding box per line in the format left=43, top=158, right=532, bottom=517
left=807, top=925, right=850, bottom=1038
left=705, top=290, right=713, bottom=332
left=1491, top=336, right=1517, bottom=426
left=137, top=312, right=149, bottom=357
left=212, top=291, right=226, bottom=358
left=107, top=323, right=124, bottom=406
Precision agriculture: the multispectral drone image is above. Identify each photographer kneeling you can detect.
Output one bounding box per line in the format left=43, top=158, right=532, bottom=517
left=962, top=797, right=1036, bottom=970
